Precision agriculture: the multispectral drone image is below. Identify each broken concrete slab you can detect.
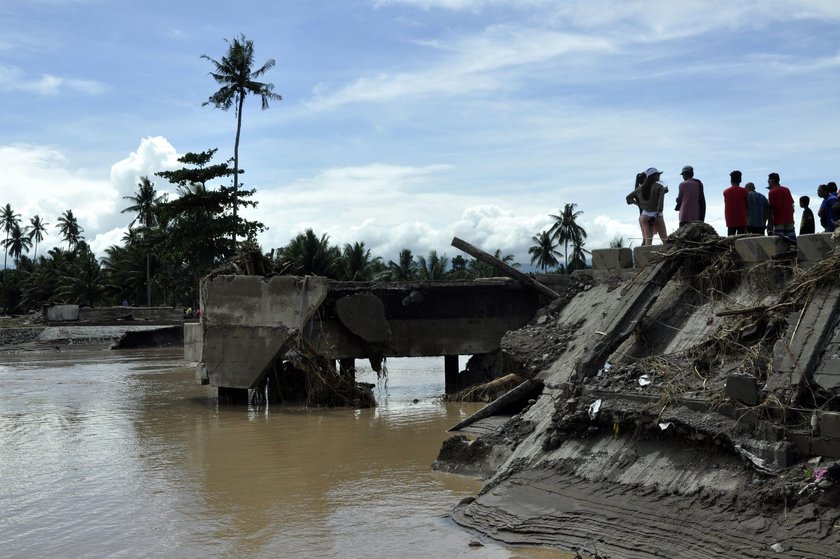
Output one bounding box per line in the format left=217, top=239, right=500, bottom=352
left=199, top=275, right=329, bottom=389
left=820, top=412, right=840, bottom=440
left=725, top=374, right=760, bottom=405
left=591, top=248, right=633, bottom=270
left=335, top=293, right=392, bottom=343
left=766, top=287, right=840, bottom=396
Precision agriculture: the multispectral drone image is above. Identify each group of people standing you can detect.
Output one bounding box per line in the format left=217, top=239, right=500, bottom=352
left=627, top=166, right=840, bottom=246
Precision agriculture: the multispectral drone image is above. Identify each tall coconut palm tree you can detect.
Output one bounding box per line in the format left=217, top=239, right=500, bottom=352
left=203, top=34, right=282, bottom=246
left=1, top=203, right=21, bottom=270
left=338, top=241, right=382, bottom=281
left=568, top=237, right=591, bottom=272
left=528, top=230, right=561, bottom=272
left=386, top=249, right=418, bottom=281
left=417, top=251, right=449, bottom=280
left=278, top=229, right=340, bottom=277
left=4, top=222, right=32, bottom=264
left=122, top=176, right=165, bottom=306
left=26, top=215, right=48, bottom=259
left=56, top=209, right=84, bottom=250
left=549, top=203, right=587, bottom=274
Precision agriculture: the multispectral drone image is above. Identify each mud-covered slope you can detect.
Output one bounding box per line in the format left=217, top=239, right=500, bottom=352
left=439, top=225, right=840, bottom=558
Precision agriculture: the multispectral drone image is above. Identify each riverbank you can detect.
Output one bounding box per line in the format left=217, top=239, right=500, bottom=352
left=437, top=225, right=840, bottom=558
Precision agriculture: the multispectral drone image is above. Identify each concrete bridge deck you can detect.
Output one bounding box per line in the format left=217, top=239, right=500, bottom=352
left=187, top=275, right=565, bottom=393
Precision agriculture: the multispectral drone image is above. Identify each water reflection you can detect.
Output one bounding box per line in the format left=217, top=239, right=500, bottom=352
left=0, top=350, right=572, bottom=559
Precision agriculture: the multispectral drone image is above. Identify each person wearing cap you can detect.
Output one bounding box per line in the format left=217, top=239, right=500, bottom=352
left=817, top=183, right=837, bottom=233
left=674, top=165, right=706, bottom=227
left=722, top=170, right=748, bottom=235
left=799, top=195, right=815, bottom=235
left=745, top=182, right=769, bottom=235
left=634, top=167, right=669, bottom=245
left=766, top=172, right=796, bottom=240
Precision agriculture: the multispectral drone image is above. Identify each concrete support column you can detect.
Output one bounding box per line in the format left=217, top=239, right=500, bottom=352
left=218, top=386, right=248, bottom=405
left=444, top=355, right=460, bottom=394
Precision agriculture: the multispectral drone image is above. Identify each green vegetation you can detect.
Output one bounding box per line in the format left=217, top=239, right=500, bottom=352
left=0, top=34, right=591, bottom=315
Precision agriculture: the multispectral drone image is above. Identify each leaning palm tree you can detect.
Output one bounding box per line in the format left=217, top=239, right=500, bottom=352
left=203, top=34, right=282, bottom=246
left=1, top=203, right=21, bottom=270
left=26, top=215, right=48, bottom=259
left=528, top=230, right=561, bottom=272
left=56, top=209, right=84, bottom=250
left=122, top=176, right=165, bottom=306
left=549, top=203, right=587, bottom=273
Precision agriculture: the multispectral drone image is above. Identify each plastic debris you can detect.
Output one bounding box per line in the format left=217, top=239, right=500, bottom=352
left=588, top=399, right=602, bottom=420
left=658, top=422, right=673, bottom=430
left=639, top=374, right=652, bottom=386
left=814, top=467, right=828, bottom=481
left=770, top=543, right=784, bottom=552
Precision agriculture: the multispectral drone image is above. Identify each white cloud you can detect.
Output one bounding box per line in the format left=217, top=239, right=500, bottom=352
left=0, top=65, right=107, bottom=95
left=307, top=25, right=613, bottom=110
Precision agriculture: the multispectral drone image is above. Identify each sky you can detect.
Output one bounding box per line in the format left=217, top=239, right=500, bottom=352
left=2, top=0, right=840, bottom=268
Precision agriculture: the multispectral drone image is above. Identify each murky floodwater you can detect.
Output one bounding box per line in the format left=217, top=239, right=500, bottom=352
left=0, top=348, right=571, bottom=558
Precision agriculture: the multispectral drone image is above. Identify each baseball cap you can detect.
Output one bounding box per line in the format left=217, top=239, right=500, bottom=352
left=644, top=167, right=662, bottom=177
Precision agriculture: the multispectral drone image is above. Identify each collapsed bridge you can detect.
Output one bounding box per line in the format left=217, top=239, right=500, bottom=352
left=185, top=273, right=563, bottom=402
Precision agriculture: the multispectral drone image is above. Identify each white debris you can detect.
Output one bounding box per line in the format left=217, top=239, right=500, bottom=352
left=770, top=542, right=784, bottom=552
left=588, top=399, right=602, bottom=420
left=658, top=422, right=673, bottom=430
left=639, top=374, right=652, bottom=386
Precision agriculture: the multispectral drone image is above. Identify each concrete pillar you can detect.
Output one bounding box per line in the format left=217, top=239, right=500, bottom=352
left=339, top=358, right=355, bottom=380
left=218, top=386, right=248, bottom=405
left=444, top=355, right=460, bottom=394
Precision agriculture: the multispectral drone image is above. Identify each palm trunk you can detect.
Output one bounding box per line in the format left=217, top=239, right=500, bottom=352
left=146, top=251, right=151, bottom=307
left=232, top=93, right=244, bottom=247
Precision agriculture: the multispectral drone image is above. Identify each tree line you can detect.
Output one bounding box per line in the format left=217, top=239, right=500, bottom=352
left=0, top=34, right=589, bottom=314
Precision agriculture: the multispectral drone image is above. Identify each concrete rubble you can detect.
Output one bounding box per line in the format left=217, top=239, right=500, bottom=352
left=436, top=225, right=840, bottom=558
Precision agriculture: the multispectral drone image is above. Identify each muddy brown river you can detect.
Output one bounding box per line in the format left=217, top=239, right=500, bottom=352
left=0, top=348, right=571, bottom=558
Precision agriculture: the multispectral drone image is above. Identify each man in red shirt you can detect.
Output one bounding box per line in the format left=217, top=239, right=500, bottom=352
left=767, top=172, right=796, bottom=240
left=722, top=170, right=748, bottom=235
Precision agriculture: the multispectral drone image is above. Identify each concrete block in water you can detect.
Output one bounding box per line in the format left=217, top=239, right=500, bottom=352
left=633, top=245, right=666, bottom=268
left=797, top=233, right=837, bottom=268
left=725, top=374, right=759, bottom=405
left=591, top=248, right=633, bottom=270
left=183, top=322, right=203, bottom=362
left=734, top=236, right=795, bottom=264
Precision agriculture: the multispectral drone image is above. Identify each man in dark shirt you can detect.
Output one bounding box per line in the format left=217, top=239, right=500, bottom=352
left=817, top=184, right=837, bottom=233
left=799, top=196, right=815, bottom=235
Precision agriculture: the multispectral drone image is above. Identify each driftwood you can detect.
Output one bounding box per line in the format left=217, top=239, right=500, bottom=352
left=451, top=237, right=560, bottom=299
left=448, top=378, right=544, bottom=432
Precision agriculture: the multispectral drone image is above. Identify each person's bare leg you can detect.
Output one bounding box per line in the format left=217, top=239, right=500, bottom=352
left=654, top=215, right=668, bottom=242
left=639, top=215, right=652, bottom=246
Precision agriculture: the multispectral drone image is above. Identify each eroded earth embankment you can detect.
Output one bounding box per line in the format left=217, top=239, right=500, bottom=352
left=437, top=224, right=840, bottom=558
